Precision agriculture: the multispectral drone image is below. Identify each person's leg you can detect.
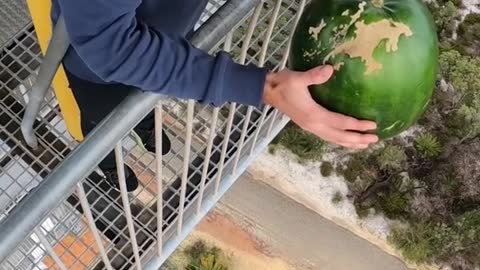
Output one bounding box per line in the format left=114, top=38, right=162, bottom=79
left=65, top=70, right=170, bottom=191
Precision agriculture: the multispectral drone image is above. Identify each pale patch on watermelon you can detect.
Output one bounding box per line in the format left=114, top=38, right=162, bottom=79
left=341, top=9, right=350, bottom=16
left=335, top=1, right=367, bottom=39
left=308, top=19, right=327, bottom=40
left=383, top=120, right=404, bottom=133
left=422, top=100, right=430, bottom=111
left=334, top=62, right=345, bottom=70
left=325, top=19, right=413, bottom=74
left=350, top=2, right=367, bottom=23
left=302, top=48, right=321, bottom=59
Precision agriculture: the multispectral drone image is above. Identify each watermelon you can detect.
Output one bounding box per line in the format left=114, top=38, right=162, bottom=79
left=289, top=0, right=439, bottom=139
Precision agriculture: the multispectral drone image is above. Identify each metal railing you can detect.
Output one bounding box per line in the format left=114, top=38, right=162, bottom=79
left=0, top=0, right=306, bottom=269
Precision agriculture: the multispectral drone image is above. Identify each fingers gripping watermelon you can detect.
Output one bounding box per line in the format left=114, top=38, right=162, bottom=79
left=289, top=0, right=439, bottom=139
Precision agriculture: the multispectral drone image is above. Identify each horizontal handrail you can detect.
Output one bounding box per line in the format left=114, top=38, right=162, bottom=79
left=0, top=0, right=260, bottom=262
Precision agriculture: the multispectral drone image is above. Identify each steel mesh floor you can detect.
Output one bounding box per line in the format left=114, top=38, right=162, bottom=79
left=0, top=0, right=30, bottom=48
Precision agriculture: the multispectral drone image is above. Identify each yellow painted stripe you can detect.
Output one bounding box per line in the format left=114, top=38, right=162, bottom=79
left=27, top=0, right=84, bottom=141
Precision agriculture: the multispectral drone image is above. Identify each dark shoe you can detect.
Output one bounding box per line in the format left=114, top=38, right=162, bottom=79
left=103, top=164, right=139, bottom=192
left=143, top=129, right=171, bottom=155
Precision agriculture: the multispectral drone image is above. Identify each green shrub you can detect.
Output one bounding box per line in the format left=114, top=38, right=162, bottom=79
left=427, top=1, right=459, bottom=38
left=355, top=205, right=373, bottom=219
left=415, top=133, right=442, bottom=158
left=453, top=93, right=480, bottom=139
left=451, top=0, right=462, bottom=7
left=341, top=152, right=379, bottom=183
left=377, top=145, right=407, bottom=171
left=272, top=124, right=325, bottom=162
left=457, top=13, right=480, bottom=56
left=389, top=211, right=480, bottom=264
left=186, top=254, right=228, bottom=270
left=389, top=223, right=438, bottom=263
left=320, top=161, right=334, bottom=177
left=439, top=49, right=480, bottom=138
left=184, top=240, right=210, bottom=261
left=184, top=240, right=229, bottom=270
left=439, top=50, right=480, bottom=96
left=378, top=191, right=411, bottom=219
left=331, top=191, right=343, bottom=204
left=343, top=157, right=366, bottom=182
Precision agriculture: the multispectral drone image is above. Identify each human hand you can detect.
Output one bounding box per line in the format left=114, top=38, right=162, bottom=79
left=262, top=65, right=379, bottom=149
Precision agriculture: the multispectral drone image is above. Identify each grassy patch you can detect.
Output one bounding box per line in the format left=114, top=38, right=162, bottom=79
left=340, top=153, right=378, bottom=183
left=331, top=191, right=343, bottom=204
left=389, top=210, right=480, bottom=264
left=377, top=145, right=407, bottom=171
left=415, top=133, right=442, bottom=158
left=184, top=240, right=230, bottom=270
left=456, top=13, right=480, bottom=56
left=320, top=161, right=334, bottom=177
left=377, top=191, right=411, bottom=220
left=271, top=124, right=324, bottom=162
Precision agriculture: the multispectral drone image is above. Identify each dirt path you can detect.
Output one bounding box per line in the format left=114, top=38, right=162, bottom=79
left=175, top=210, right=293, bottom=270
left=216, top=172, right=410, bottom=270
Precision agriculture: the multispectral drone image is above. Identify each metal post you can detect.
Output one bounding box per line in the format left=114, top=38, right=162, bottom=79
left=21, top=16, right=70, bottom=149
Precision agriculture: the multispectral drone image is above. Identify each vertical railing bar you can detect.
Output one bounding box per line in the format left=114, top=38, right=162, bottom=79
left=249, top=0, right=283, bottom=155
left=258, top=0, right=282, bottom=66
left=239, top=2, right=264, bottom=63
left=215, top=1, right=262, bottom=187
left=197, top=33, right=233, bottom=212
left=267, top=0, right=307, bottom=136
left=114, top=143, right=142, bottom=270
left=250, top=106, right=271, bottom=153
left=215, top=102, right=235, bottom=194
left=76, top=184, right=114, bottom=270
left=154, top=101, right=164, bottom=257
left=232, top=106, right=253, bottom=174
left=177, top=100, right=195, bottom=234
left=232, top=1, right=265, bottom=174
left=33, top=227, right=68, bottom=270
left=196, top=107, right=218, bottom=214
left=266, top=106, right=279, bottom=137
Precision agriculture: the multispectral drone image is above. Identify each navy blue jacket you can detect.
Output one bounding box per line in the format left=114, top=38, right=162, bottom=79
left=51, top=0, right=268, bottom=107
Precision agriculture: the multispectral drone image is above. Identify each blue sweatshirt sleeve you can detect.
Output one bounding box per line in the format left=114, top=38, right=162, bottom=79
left=56, top=0, right=268, bottom=107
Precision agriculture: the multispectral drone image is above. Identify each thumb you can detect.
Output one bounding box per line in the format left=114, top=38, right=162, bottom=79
left=301, top=65, right=334, bottom=86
